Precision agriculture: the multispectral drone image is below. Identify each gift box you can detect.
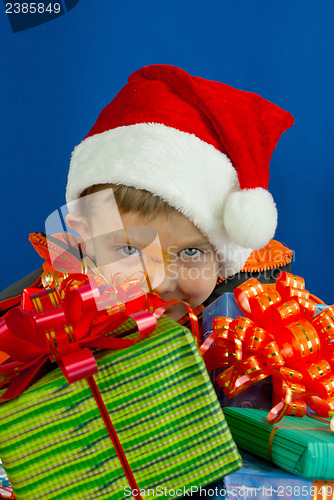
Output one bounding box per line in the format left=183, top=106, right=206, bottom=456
left=224, top=407, right=334, bottom=480
left=0, top=310, right=241, bottom=500
left=202, top=293, right=273, bottom=410
left=202, top=293, right=243, bottom=336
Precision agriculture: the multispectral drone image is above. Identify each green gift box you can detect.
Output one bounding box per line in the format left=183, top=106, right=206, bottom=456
left=0, top=316, right=241, bottom=499
left=224, top=407, right=334, bottom=480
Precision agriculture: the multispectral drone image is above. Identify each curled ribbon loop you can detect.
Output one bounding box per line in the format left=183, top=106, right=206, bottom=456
left=201, top=271, right=334, bottom=423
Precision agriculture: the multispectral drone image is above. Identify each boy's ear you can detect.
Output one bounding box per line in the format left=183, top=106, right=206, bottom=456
left=65, top=214, right=95, bottom=259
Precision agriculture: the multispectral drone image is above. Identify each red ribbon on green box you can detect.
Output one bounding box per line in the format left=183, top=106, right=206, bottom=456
left=201, top=271, right=334, bottom=423
left=0, top=275, right=164, bottom=398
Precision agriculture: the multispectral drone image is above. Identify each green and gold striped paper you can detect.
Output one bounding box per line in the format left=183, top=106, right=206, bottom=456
left=0, top=316, right=241, bottom=499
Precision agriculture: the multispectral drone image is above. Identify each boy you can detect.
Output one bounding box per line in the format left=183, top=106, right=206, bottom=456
left=65, top=183, right=221, bottom=322
left=0, top=64, right=293, bottom=325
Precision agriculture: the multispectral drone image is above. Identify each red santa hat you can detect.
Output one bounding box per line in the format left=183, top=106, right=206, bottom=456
left=66, top=64, right=294, bottom=278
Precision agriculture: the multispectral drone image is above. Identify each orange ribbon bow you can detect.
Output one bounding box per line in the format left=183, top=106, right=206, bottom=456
left=201, top=272, right=334, bottom=423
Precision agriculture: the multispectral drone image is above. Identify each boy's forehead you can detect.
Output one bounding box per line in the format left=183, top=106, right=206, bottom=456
left=120, top=210, right=214, bottom=248
left=85, top=189, right=119, bottom=213
left=84, top=189, right=214, bottom=248
left=84, top=189, right=126, bottom=233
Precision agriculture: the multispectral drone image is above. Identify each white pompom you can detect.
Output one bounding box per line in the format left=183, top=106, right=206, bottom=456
left=223, top=188, right=278, bottom=249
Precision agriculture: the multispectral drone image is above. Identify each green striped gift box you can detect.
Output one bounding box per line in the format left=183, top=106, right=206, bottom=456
left=0, top=316, right=241, bottom=499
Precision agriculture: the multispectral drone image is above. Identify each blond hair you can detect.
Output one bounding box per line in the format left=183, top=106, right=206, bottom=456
left=80, top=183, right=177, bottom=218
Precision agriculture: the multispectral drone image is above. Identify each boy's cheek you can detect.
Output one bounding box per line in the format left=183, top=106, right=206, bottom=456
left=180, top=267, right=218, bottom=298
left=182, top=263, right=219, bottom=282
left=92, top=255, right=166, bottom=290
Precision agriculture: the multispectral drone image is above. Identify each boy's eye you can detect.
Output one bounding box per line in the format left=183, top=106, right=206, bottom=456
left=120, top=245, right=140, bottom=256
left=180, top=248, right=202, bottom=258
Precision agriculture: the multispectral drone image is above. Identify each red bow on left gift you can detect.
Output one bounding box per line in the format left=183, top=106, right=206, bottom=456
left=0, top=274, right=168, bottom=401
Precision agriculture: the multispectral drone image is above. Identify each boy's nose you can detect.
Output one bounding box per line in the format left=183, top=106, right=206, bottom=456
left=153, top=265, right=178, bottom=297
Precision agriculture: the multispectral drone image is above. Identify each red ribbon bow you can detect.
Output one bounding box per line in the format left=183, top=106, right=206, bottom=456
left=0, top=274, right=168, bottom=400
left=201, top=272, right=334, bottom=423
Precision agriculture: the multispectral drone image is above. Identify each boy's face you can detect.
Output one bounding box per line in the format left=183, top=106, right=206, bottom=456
left=67, top=191, right=220, bottom=321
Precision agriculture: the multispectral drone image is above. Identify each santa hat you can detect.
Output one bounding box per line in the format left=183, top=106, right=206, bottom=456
left=66, top=64, right=294, bottom=278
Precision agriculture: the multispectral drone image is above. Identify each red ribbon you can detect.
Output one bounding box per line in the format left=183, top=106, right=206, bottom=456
left=0, top=276, right=164, bottom=400
left=201, top=272, right=334, bottom=423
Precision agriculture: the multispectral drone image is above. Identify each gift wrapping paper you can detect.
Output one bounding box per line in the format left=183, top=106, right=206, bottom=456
left=0, top=316, right=241, bottom=500
left=224, top=408, right=334, bottom=480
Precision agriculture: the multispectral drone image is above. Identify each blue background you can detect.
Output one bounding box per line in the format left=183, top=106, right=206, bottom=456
left=1, top=1, right=333, bottom=303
